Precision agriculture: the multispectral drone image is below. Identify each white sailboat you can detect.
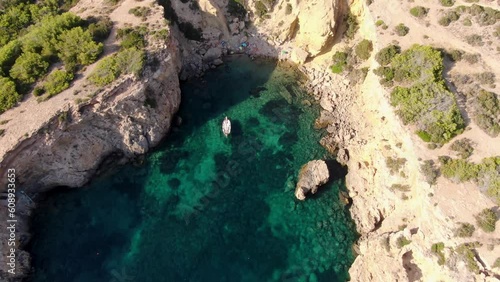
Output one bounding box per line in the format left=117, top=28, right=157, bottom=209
left=222, top=116, right=231, bottom=137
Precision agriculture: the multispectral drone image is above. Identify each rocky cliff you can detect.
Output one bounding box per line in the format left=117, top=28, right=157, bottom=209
left=0, top=32, right=182, bottom=282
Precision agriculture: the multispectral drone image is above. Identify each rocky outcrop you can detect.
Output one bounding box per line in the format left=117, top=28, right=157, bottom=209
left=0, top=41, right=182, bottom=281
left=295, top=160, right=330, bottom=200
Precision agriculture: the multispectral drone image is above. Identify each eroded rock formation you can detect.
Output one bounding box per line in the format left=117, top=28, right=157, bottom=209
left=295, top=160, right=330, bottom=200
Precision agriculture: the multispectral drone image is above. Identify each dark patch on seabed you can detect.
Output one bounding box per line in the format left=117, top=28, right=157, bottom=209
left=27, top=56, right=358, bottom=282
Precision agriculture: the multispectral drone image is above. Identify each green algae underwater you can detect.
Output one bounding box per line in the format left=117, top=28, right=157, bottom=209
left=27, top=56, right=357, bottom=282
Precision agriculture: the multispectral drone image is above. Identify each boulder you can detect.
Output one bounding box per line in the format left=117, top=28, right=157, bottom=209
left=290, top=47, right=309, bottom=64
left=203, top=47, right=222, bottom=62
left=295, top=160, right=329, bottom=200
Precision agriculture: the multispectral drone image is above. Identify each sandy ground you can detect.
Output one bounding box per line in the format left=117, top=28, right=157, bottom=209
left=0, top=0, right=166, bottom=160
left=367, top=0, right=500, bottom=272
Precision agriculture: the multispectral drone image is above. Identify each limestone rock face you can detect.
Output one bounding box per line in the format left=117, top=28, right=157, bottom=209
left=1, top=50, right=182, bottom=192
left=295, top=160, right=330, bottom=200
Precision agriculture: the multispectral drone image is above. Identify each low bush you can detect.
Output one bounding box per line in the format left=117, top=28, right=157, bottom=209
left=431, top=242, right=446, bottom=265
left=450, top=138, right=474, bottom=158
left=117, top=28, right=146, bottom=49
left=344, top=12, right=359, bottom=39
left=463, top=53, right=480, bottom=64
left=375, top=44, right=400, bottom=66
left=285, top=3, right=292, bottom=15
left=474, top=72, right=495, bottom=85
left=255, top=1, right=267, bottom=17
left=494, top=258, right=500, bottom=269
left=89, top=48, right=145, bottom=86
left=455, top=222, right=475, bottom=237
left=438, top=11, right=460, bottom=26
left=410, top=6, right=429, bottom=18
left=456, top=243, right=481, bottom=273
left=439, top=0, right=455, bottom=7
left=465, top=34, right=483, bottom=46
left=471, top=90, right=500, bottom=137
left=462, top=18, right=472, bottom=26
left=87, top=17, right=113, bottom=42
left=330, top=51, right=348, bottom=74
left=421, top=160, right=439, bottom=185
left=128, top=6, right=151, bottom=20
left=386, top=157, right=407, bottom=175
left=355, top=39, right=373, bottom=60
left=445, top=49, right=463, bottom=62
left=476, top=208, right=497, bottom=232
left=394, top=23, right=409, bottom=36
left=43, top=69, right=74, bottom=97
left=397, top=237, right=412, bottom=248
left=375, top=20, right=385, bottom=26
left=0, top=76, right=20, bottom=113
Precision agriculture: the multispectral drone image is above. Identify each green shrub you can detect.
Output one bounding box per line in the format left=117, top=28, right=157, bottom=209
left=0, top=76, right=20, bottom=113
left=439, top=0, right=455, bottom=7
left=450, top=138, right=474, bottom=158
left=438, top=11, right=460, bottom=26
left=115, top=47, right=145, bottom=76
left=57, top=26, right=103, bottom=70
left=9, top=52, right=49, bottom=84
left=431, top=242, right=446, bottom=265
left=421, top=160, right=438, bottom=185
left=375, top=44, right=400, bottom=66
left=344, top=12, right=359, bottom=39
left=128, top=6, right=151, bottom=20
left=330, top=51, right=348, bottom=74
left=456, top=243, right=481, bottom=273
left=394, top=23, right=409, bottom=36
left=410, top=6, right=428, bottom=18
left=375, top=20, right=385, bottom=26
left=386, top=157, right=407, bottom=175
left=396, top=236, right=411, bottom=248
left=455, top=222, right=475, bottom=237
left=88, top=48, right=145, bottom=86
left=494, top=258, right=500, bottom=269
left=472, top=90, right=500, bottom=137
left=87, top=17, right=113, bottom=41
left=43, top=69, right=74, bottom=97
left=0, top=40, right=22, bottom=76
left=88, top=55, right=119, bottom=86
left=355, top=39, right=373, bottom=60
left=465, top=34, right=483, bottom=46
left=255, top=1, right=267, bottom=17
left=446, top=49, right=463, bottom=61
left=476, top=208, right=497, bottom=232
left=33, top=86, right=45, bottom=97
left=117, top=28, right=146, bottom=49
left=374, top=66, right=394, bottom=81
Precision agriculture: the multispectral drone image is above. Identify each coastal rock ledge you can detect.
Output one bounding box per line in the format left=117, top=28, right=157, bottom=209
left=295, top=160, right=329, bottom=200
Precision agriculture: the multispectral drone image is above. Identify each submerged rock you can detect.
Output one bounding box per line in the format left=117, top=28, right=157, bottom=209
left=295, top=160, right=329, bottom=200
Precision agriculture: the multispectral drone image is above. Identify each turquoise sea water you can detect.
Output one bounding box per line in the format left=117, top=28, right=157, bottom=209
left=27, top=56, right=357, bottom=282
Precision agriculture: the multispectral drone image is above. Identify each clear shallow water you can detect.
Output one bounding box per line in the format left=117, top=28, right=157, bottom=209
left=28, top=56, right=357, bottom=282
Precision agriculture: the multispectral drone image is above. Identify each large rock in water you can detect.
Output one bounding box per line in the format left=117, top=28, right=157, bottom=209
left=295, top=160, right=330, bottom=200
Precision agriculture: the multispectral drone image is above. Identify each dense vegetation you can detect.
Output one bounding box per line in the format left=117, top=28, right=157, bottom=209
left=455, top=4, right=500, bottom=26
left=439, top=156, right=500, bottom=204
left=330, top=51, right=348, bottom=74
left=344, top=12, right=359, bottom=39
left=375, top=45, right=464, bottom=144
left=0, top=0, right=107, bottom=112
